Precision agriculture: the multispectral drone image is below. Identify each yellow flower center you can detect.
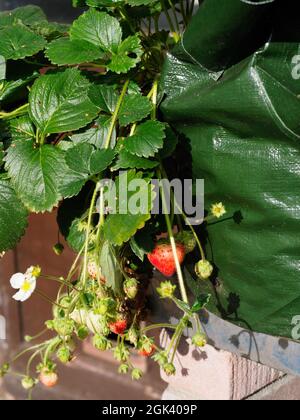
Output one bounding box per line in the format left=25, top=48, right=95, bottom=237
left=21, top=280, right=32, bottom=292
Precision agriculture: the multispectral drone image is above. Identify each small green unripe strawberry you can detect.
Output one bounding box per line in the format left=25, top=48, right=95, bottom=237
left=77, top=325, right=89, bottom=340
left=176, top=231, right=197, bottom=254
left=21, top=376, right=36, bottom=390
left=163, top=363, right=176, bottom=376
left=195, top=259, right=213, bottom=280
left=123, top=278, right=138, bottom=299
left=118, top=364, right=129, bottom=374
left=93, top=334, right=112, bottom=351
left=156, top=281, right=176, bottom=298
left=53, top=318, right=74, bottom=337
left=57, top=346, right=71, bottom=364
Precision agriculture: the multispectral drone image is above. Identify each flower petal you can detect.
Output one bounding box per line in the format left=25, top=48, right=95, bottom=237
left=10, top=273, right=25, bottom=289
left=12, top=289, right=33, bottom=302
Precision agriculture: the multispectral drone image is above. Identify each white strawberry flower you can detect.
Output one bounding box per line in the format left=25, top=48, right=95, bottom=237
left=10, top=266, right=41, bottom=302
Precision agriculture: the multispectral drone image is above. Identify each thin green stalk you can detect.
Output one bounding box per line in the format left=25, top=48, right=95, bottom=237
left=104, top=79, right=129, bottom=149
left=141, top=323, right=177, bottom=334
left=0, top=103, right=29, bottom=119
left=157, top=168, right=189, bottom=304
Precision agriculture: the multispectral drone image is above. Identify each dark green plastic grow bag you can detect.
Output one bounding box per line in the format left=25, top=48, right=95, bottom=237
left=161, top=0, right=300, bottom=339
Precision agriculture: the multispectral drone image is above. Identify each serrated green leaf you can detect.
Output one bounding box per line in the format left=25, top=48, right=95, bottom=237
left=65, top=143, right=94, bottom=174
left=130, top=225, right=154, bottom=261
left=119, top=94, right=152, bottom=126
left=191, top=295, right=211, bottom=312
left=9, top=116, right=35, bottom=142
left=0, top=56, right=5, bottom=80
left=46, top=38, right=104, bottom=66
left=126, top=0, right=156, bottom=5
left=0, top=25, right=46, bottom=60
left=89, top=148, right=116, bottom=174
left=113, top=149, right=159, bottom=170
left=87, top=0, right=122, bottom=7
left=103, top=170, right=156, bottom=245
left=0, top=73, right=37, bottom=103
left=125, top=120, right=165, bottom=158
left=71, top=115, right=116, bottom=149
left=30, top=21, right=69, bottom=39
left=0, top=179, right=28, bottom=252
left=0, top=5, right=47, bottom=27
left=70, top=9, right=122, bottom=52
left=159, top=126, right=178, bottom=159
left=4, top=140, right=67, bottom=212
left=88, top=85, right=118, bottom=113
left=29, top=68, right=99, bottom=135
left=108, top=35, right=142, bottom=74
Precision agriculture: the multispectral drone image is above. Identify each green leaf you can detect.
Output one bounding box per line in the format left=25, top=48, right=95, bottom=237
left=0, top=73, right=37, bottom=103
left=130, top=225, right=154, bottom=261
left=9, top=116, right=35, bottom=142
left=125, top=120, right=166, bottom=158
left=4, top=140, right=67, bottom=212
left=70, top=9, right=122, bottom=52
left=103, top=170, right=156, bottom=245
left=0, top=180, right=28, bottom=252
left=88, top=85, right=118, bottom=113
left=71, top=115, right=116, bottom=149
left=46, top=38, right=104, bottom=66
left=30, top=21, right=69, bottom=39
left=65, top=143, right=116, bottom=174
left=0, top=55, right=5, bottom=80
left=0, top=25, right=46, bottom=60
left=159, top=126, right=178, bottom=159
left=0, top=5, right=47, bottom=27
left=89, top=148, right=116, bottom=174
left=113, top=149, right=159, bottom=170
left=99, top=241, right=122, bottom=292
left=29, top=68, right=99, bottom=135
left=191, top=295, right=211, bottom=313
left=87, top=0, right=122, bottom=7
left=119, top=94, right=152, bottom=126
left=65, top=143, right=94, bottom=174
left=108, top=35, right=142, bottom=74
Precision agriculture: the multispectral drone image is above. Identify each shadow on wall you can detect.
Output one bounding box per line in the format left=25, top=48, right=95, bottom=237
left=0, top=0, right=82, bottom=22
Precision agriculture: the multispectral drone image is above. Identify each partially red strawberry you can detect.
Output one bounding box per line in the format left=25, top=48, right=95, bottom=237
left=138, top=344, right=155, bottom=357
left=87, top=261, right=106, bottom=284
left=147, top=240, right=185, bottom=277
left=109, top=319, right=127, bottom=335
left=39, top=369, right=58, bottom=388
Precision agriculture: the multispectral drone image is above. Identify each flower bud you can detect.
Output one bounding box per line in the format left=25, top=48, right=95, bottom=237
left=163, top=363, right=176, bottom=376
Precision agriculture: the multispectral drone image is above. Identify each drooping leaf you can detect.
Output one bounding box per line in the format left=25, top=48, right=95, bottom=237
left=119, top=94, right=152, bottom=126
left=124, top=120, right=166, bottom=158
left=0, top=180, right=28, bottom=252
left=0, top=25, right=46, bottom=60
left=46, top=38, right=104, bottom=66
left=0, top=73, right=37, bottom=103
left=29, top=68, right=99, bottom=135
left=65, top=143, right=116, bottom=174
left=99, top=241, right=122, bottom=292
left=70, top=9, right=122, bottom=52
left=0, top=5, right=47, bottom=27
left=4, top=140, right=67, bottom=212
left=103, top=170, right=156, bottom=245
left=130, top=225, right=154, bottom=261
left=113, top=149, right=159, bottom=170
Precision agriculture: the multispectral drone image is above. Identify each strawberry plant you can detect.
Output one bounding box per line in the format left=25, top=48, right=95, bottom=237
left=0, top=2, right=227, bottom=396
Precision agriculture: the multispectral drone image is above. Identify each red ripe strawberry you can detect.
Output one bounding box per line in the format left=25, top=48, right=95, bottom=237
left=39, top=369, right=58, bottom=388
left=147, top=240, right=185, bottom=277
left=109, top=319, right=127, bottom=335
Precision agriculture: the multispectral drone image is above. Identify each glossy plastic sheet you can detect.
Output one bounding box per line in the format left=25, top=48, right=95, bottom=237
left=161, top=0, right=300, bottom=339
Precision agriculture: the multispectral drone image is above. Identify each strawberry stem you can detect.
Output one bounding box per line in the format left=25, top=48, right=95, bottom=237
left=157, top=167, right=189, bottom=304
